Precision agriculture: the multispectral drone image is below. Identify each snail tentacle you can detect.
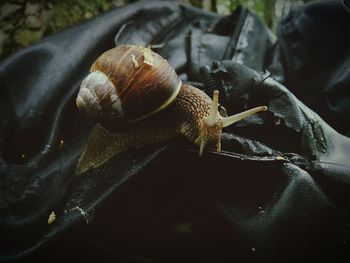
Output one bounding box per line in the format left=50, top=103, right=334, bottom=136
left=205, top=90, right=219, bottom=127
left=221, top=106, right=268, bottom=128
left=192, top=90, right=267, bottom=156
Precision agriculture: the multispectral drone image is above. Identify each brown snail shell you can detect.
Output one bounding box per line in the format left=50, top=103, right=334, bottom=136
left=76, top=45, right=181, bottom=129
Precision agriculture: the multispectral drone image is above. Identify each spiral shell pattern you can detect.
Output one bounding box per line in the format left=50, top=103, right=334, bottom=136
left=76, top=45, right=181, bottom=128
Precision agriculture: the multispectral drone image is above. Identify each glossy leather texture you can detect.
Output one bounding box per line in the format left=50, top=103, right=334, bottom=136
left=0, top=0, right=349, bottom=262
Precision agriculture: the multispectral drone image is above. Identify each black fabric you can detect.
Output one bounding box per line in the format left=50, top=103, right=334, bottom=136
left=0, top=0, right=349, bottom=262
left=277, top=0, right=350, bottom=135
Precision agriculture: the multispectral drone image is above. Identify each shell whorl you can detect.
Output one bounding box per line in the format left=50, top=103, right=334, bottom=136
left=76, top=71, right=123, bottom=124
left=76, top=45, right=181, bottom=129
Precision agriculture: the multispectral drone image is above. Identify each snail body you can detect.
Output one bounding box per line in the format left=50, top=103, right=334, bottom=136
left=76, top=45, right=267, bottom=174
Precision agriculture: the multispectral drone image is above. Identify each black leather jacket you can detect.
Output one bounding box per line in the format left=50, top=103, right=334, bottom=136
left=0, top=0, right=349, bottom=262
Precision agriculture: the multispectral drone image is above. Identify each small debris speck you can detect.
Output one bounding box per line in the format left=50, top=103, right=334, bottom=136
left=21, top=153, right=26, bottom=158
left=275, top=118, right=281, bottom=125
left=258, top=206, right=265, bottom=213
left=142, top=47, right=154, bottom=66
left=131, top=54, right=139, bottom=68
left=147, top=43, right=164, bottom=49
left=48, top=211, right=56, bottom=224
left=174, top=222, right=193, bottom=234
left=251, top=247, right=256, bottom=252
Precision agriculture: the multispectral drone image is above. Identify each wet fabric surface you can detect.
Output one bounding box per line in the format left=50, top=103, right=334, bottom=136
left=0, top=0, right=349, bottom=262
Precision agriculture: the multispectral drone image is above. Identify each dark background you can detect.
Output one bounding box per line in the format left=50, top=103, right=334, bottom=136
left=0, top=0, right=315, bottom=60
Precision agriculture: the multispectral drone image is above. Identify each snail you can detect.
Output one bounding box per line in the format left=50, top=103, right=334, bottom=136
left=75, top=45, right=267, bottom=174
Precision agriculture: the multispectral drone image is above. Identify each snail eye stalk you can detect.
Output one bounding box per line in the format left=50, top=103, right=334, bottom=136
left=221, top=106, right=268, bottom=128
left=205, top=90, right=219, bottom=127
left=197, top=90, right=268, bottom=156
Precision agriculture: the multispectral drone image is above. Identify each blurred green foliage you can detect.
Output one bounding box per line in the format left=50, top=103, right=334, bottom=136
left=208, top=0, right=309, bottom=32
left=0, top=0, right=124, bottom=59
